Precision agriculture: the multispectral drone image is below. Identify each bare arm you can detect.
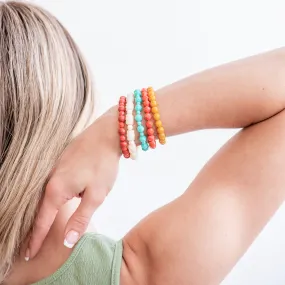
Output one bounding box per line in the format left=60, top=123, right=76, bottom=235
left=120, top=48, right=285, bottom=285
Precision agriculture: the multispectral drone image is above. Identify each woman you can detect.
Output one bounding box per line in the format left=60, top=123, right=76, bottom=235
left=2, top=1, right=285, bottom=285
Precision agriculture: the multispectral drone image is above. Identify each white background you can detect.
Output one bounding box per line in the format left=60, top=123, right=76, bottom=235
left=36, top=0, right=285, bottom=284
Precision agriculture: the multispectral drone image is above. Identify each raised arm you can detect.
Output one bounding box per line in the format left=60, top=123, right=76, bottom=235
left=121, top=48, right=285, bottom=285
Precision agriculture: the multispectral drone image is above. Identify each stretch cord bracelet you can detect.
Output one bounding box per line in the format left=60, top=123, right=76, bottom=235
left=141, top=88, right=156, bottom=149
left=147, top=87, right=166, bottom=145
left=118, top=96, right=130, bottom=158
left=126, top=93, right=137, bottom=160
left=134, top=89, right=149, bottom=151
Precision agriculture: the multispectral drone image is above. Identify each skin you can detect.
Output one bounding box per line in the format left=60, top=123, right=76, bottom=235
left=6, top=48, right=285, bottom=284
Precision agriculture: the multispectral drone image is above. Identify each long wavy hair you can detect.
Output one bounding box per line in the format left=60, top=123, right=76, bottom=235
left=0, top=1, right=94, bottom=281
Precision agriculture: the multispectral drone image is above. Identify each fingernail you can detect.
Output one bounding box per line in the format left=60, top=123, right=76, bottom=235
left=25, top=248, right=30, bottom=261
left=64, top=231, right=79, bottom=248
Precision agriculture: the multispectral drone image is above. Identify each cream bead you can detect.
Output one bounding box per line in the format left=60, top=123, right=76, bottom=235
left=127, top=131, right=135, bottom=141
left=130, top=153, right=137, bottom=160
left=127, top=125, right=133, bottom=130
left=128, top=143, right=137, bottom=153
left=126, top=103, right=134, bottom=111
left=126, top=114, right=134, bottom=125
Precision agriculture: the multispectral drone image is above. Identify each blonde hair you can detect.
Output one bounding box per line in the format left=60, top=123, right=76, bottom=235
left=0, top=1, right=94, bottom=281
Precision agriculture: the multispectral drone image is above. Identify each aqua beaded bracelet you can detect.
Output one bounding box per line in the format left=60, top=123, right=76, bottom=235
left=134, top=89, right=149, bottom=151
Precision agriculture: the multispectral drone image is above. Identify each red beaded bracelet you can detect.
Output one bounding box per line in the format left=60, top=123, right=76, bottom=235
left=142, top=88, right=156, bottom=149
left=118, top=96, right=130, bottom=158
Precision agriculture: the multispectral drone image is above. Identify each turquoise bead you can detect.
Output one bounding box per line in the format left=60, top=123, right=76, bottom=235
left=139, top=136, right=147, bottom=143
left=137, top=121, right=142, bottom=126
left=135, top=96, right=142, bottom=103
left=141, top=143, right=149, bottom=151
left=135, top=104, right=142, bottom=111
left=137, top=125, right=144, bottom=133
left=134, top=89, right=141, bottom=96
left=135, top=114, right=142, bottom=122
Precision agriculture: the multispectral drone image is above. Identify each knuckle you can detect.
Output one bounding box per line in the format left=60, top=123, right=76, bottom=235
left=72, top=214, right=89, bottom=229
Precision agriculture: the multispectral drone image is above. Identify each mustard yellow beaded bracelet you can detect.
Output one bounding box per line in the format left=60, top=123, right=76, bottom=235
left=147, top=87, right=166, bottom=145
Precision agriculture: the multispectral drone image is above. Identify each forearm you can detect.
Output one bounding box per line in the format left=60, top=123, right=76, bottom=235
left=156, top=47, right=285, bottom=136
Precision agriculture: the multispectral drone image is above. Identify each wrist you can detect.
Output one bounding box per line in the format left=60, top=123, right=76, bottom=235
left=97, top=106, right=122, bottom=157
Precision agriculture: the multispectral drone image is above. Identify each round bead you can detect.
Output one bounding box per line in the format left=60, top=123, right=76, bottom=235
left=147, top=128, right=154, bottom=135
left=119, top=111, right=124, bottom=116
left=143, top=101, right=150, bottom=107
left=150, top=100, right=157, bottom=107
left=127, top=93, right=133, bottom=100
left=126, top=115, right=134, bottom=125
left=155, top=120, right=162, bottom=127
left=118, top=105, right=125, bottom=112
left=120, top=141, right=128, bottom=148
left=142, top=94, right=148, bottom=101
left=144, top=106, right=151, bottom=113
left=135, top=96, right=142, bottom=103
left=121, top=146, right=128, bottom=152
left=119, top=115, right=125, bottom=122
left=127, top=131, right=135, bottom=141
left=148, top=90, right=154, bottom=96
left=135, top=104, right=142, bottom=112
left=135, top=114, right=142, bottom=122
left=151, top=107, right=158, bottom=114
left=158, top=133, right=166, bottom=140
left=120, top=135, right=126, bottom=142
left=149, top=140, right=156, bottom=149
left=119, top=128, right=126, bottom=135
left=153, top=113, right=160, bottom=121
left=137, top=121, right=142, bottom=126
left=137, top=125, right=144, bottom=133
left=148, top=135, right=155, bottom=142
left=147, top=87, right=153, bottom=91
left=141, top=143, right=149, bottom=151
left=142, top=88, right=147, bottom=92
left=144, top=113, right=152, bottom=121
left=149, top=95, right=155, bottom=101
left=119, top=122, right=125, bottom=128
left=146, top=121, right=153, bottom=128
left=123, top=152, right=130, bottom=158
left=159, top=139, right=166, bottom=145
left=139, top=136, right=147, bottom=143
left=134, top=89, right=141, bottom=96
left=157, top=127, right=164, bottom=134
left=127, top=125, right=133, bottom=130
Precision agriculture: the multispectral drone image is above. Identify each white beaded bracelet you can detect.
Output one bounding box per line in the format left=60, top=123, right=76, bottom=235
left=126, top=93, right=137, bottom=160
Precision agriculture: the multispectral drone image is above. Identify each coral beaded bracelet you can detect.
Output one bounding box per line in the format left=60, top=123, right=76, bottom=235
left=118, top=96, right=130, bottom=158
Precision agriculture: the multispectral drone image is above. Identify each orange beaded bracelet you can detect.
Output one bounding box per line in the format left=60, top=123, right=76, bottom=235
left=147, top=87, right=166, bottom=145
left=141, top=88, right=156, bottom=149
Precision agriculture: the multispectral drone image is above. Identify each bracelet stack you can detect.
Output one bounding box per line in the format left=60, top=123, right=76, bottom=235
left=118, top=87, right=166, bottom=159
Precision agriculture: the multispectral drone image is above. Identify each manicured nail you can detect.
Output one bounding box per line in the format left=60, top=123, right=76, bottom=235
left=64, top=231, right=79, bottom=248
left=25, top=248, right=30, bottom=261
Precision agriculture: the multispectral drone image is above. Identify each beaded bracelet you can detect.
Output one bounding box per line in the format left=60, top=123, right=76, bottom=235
left=134, top=89, right=149, bottom=151
left=118, top=96, right=130, bottom=158
left=141, top=88, right=156, bottom=149
left=126, top=93, right=137, bottom=160
left=147, top=87, right=166, bottom=145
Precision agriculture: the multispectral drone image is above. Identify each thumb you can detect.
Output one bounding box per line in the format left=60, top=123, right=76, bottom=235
left=63, top=187, right=105, bottom=248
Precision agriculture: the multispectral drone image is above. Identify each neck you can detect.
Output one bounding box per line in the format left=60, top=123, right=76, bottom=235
left=5, top=199, right=81, bottom=285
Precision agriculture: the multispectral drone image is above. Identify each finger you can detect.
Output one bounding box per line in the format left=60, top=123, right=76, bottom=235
left=63, top=187, right=104, bottom=248
left=26, top=181, right=67, bottom=260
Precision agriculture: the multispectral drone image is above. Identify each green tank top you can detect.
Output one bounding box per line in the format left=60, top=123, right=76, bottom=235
left=32, top=233, right=123, bottom=285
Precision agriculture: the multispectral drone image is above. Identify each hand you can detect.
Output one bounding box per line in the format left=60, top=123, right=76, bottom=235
left=26, top=107, right=121, bottom=259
